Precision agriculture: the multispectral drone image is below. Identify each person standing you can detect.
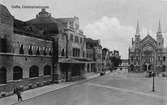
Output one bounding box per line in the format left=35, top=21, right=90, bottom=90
left=14, top=86, right=23, bottom=102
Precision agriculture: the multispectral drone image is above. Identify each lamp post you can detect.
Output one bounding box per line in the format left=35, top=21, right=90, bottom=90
left=152, top=70, right=155, bottom=92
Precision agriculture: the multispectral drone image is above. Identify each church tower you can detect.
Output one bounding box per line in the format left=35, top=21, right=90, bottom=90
left=156, top=20, right=164, bottom=49
left=135, top=21, right=140, bottom=48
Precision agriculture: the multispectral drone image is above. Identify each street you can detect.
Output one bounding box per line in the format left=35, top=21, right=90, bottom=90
left=14, top=70, right=167, bottom=105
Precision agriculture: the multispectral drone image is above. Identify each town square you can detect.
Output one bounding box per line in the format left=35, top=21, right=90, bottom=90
left=0, top=0, right=167, bottom=105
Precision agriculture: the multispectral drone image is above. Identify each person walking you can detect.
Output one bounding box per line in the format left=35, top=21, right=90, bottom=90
left=14, top=86, right=23, bottom=102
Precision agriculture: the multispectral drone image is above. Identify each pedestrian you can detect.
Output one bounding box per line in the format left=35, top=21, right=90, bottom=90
left=14, top=86, right=23, bottom=102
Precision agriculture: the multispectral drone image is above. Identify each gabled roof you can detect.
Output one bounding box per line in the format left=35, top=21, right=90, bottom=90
left=141, top=34, right=157, bottom=44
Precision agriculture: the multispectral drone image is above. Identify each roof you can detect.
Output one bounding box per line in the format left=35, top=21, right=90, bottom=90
left=14, top=19, right=53, bottom=40
left=86, top=38, right=101, bottom=48
left=27, top=9, right=64, bottom=35
left=0, top=4, right=13, bottom=17
left=141, top=34, right=157, bottom=44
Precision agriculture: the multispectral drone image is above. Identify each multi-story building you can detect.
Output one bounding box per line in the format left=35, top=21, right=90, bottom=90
left=86, top=38, right=102, bottom=73
left=102, top=48, right=111, bottom=71
left=0, top=4, right=88, bottom=95
left=0, top=5, right=55, bottom=95
left=54, top=16, right=87, bottom=81
left=129, top=21, right=167, bottom=73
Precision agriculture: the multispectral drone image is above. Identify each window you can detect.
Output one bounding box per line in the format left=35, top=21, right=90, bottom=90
left=80, top=37, right=82, bottom=43
left=73, top=48, right=75, bottom=56
left=0, top=67, right=6, bottom=84
left=28, top=45, right=33, bottom=55
left=36, top=47, right=40, bottom=55
left=83, top=51, right=85, bottom=57
left=49, top=49, right=52, bottom=56
left=43, top=48, right=47, bottom=55
left=72, top=48, right=80, bottom=57
left=77, top=49, right=80, bottom=57
left=1, top=38, right=7, bottom=53
left=44, top=65, right=51, bottom=75
left=131, top=57, right=133, bottom=62
left=75, top=36, right=79, bottom=43
left=158, top=56, right=160, bottom=61
left=19, top=45, right=24, bottom=54
left=29, top=65, right=39, bottom=78
left=61, top=49, right=65, bottom=56
left=13, top=66, right=23, bottom=80
left=163, top=56, right=166, bottom=62
left=70, top=34, right=73, bottom=41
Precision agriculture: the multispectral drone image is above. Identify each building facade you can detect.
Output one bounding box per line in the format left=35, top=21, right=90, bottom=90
left=120, top=59, right=128, bottom=69
left=0, top=4, right=91, bottom=96
left=86, top=38, right=102, bottom=73
left=102, top=48, right=111, bottom=71
left=129, top=21, right=167, bottom=73
left=0, top=5, right=55, bottom=95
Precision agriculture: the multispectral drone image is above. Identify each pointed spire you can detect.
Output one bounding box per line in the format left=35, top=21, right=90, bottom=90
left=136, top=20, right=140, bottom=35
left=157, top=20, right=161, bottom=33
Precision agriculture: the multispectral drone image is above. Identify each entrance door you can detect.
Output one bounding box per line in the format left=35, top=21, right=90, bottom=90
left=0, top=67, right=6, bottom=84
left=60, top=63, right=69, bottom=82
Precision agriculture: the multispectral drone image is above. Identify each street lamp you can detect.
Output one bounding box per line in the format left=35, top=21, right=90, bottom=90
left=152, top=67, right=155, bottom=92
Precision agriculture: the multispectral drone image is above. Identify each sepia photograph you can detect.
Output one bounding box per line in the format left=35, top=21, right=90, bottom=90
left=0, top=0, right=167, bottom=105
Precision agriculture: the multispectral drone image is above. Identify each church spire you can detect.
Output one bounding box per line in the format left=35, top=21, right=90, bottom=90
left=157, top=20, right=161, bottom=33
left=136, top=20, right=140, bottom=35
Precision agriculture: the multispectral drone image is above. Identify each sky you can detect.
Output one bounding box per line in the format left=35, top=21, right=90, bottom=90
left=1, top=0, right=167, bottom=59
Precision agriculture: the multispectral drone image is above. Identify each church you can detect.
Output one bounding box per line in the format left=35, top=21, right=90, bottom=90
left=129, top=21, right=167, bottom=73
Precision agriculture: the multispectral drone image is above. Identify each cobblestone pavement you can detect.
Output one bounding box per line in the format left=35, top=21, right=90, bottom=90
left=0, top=72, right=100, bottom=105
left=13, top=69, right=167, bottom=105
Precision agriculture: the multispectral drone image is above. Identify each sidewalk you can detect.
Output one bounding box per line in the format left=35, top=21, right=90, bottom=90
left=0, top=72, right=100, bottom=105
